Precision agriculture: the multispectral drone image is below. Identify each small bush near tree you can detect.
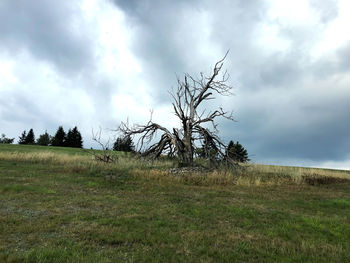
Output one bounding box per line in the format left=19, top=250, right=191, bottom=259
left=0, top=134, right=15, bottom=144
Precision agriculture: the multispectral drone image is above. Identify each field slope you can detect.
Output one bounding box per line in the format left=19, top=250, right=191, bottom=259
left=0, top=144, right=350, bottom=262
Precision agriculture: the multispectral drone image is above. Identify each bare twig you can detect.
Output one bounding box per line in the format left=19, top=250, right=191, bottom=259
left=85, top=127, right=118, bottom=163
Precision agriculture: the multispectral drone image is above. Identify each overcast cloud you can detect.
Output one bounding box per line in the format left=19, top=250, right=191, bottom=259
left=0, top=0, right=349, bottom=169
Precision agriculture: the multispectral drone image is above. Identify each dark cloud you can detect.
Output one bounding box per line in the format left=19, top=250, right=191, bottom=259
left=255, top=111, right=350, bottom=161
left=336, top=42, right=350, bottom=71
left=112, top=0, right=268, bottom=103
left=229, top=74, right=350, bottom=163
left=0, top=0, right=94, bottom=75
left=258, top=52, right=304, bottom=87
left=110, top=0, right=350, bottom=166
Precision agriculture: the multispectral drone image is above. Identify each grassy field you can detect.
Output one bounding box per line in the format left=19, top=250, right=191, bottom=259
left=0, top=144, right=350, bottom=262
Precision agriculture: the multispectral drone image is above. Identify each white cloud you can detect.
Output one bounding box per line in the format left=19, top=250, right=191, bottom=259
left=312, top=0, right=350, bottom=58
left=0, top=56, right=17, bottom=86
left=267, top=0, right=316, bottom=25
left=317, top=159, right=350, bottom=171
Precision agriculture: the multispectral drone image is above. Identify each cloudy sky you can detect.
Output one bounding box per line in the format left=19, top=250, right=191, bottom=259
left=0, top=0, right=349, bottom=169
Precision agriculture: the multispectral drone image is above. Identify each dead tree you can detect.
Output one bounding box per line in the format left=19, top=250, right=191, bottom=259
left=119, top=52, right=235, bottom=167
left=84, top=128, right=118, bottom=163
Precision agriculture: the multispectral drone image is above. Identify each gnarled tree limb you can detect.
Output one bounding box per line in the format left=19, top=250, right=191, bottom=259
left=118, top=52, right=237, bottom=167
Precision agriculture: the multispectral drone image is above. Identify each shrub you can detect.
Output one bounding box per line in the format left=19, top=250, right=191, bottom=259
left=0, top=133, right=14, bottom=144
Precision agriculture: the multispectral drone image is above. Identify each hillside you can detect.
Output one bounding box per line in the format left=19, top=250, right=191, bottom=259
left=0, top=144, right=350, bottom=262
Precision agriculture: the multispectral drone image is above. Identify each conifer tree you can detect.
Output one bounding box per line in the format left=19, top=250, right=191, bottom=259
left=72, top=126, right=83, bottom=148
left=25, top=129, right=35, bottom=144
left=113, top=137, right=123, bottom=151
left=226, top=140, right=249, bottom=163
left=18, top=130, right=27, bottom=144
left=113, top=136, right=134, bottom=152
left=65, top=128, right=74, bottom=147
left=51, top=126, right=66, bottom=147
left=37, top=131, right=51, bottom=146
left=59, top=126, right=83, bottom=148
left=65, top=127, right=83, bottom=148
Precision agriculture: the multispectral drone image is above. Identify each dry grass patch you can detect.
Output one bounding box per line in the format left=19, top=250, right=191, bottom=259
left=2, top=150, right=349, bottom=187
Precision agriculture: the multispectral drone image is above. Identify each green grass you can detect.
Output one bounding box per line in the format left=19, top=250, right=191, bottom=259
left=0, top=144, right=350, bottom=262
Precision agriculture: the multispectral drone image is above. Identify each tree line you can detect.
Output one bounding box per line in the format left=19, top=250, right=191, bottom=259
left=15, top=126, right=83, bottom=148
left=1, top=128, right=249, bottom=162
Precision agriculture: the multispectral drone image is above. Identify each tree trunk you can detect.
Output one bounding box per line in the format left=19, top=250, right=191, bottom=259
left=180, top=129, right=193, bottom=167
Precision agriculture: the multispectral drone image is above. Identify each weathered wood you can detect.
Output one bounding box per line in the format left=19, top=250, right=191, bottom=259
left=118, top=52, right=236, bottom=166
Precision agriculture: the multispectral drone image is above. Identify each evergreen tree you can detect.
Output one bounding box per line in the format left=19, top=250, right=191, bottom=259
left=65, top=127, right=83, bottom=148
left=18, top=130, right=27, bottom=144
left=51, top=126, right=66, bottom=147
left=113, top=137, right=123, bottom=151
left=195, top=144, right=218, bottom=159
left=36, top=131, right=51, bottom=146
left=65, top=128, right=74, bottom=147
left=0, top=134, right=15, bottom=144
left=25, top=129, right=35, bottom=144
left=226, top=140, right=249, bottom=163
left=72, top=126, right=83, bottom=148
left=113, top=136, right=134, bottom=152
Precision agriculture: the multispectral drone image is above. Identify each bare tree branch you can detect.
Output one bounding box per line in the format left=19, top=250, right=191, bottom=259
left=84, top=127, right=118, bottom=163
left=118, top=52, right=236, bottom=167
